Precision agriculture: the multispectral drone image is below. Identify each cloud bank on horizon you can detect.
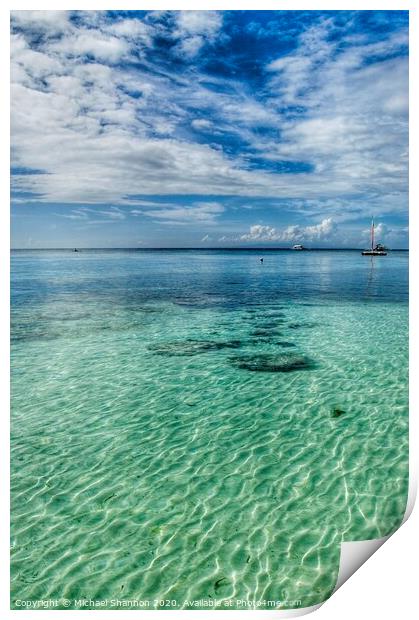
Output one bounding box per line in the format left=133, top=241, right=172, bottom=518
left=10, top=10, right=408, bottom=248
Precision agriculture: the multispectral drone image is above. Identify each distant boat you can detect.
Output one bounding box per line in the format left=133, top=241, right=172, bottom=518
left=361, top=219, right=387, bottom=256
left=292, top=244, right=305, bottom=250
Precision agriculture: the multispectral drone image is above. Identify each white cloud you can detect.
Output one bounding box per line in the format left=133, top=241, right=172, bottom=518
left=362, top=222, right=408, bottom=248
left=173, top=11, right=223, bottom=57
left=11, top=33, right=64, bottom=84
left=175, top=11, right=222, bottom=38
left=177, top=36, right=205, bottom=58
left=55, top=208, right=89, bottom=220
left=264, top=24, right=408, bottom=203
left=294, top=217, right=337, bottom=241
left=132, top=201, right=224, bottom=225
left=191, top=118, right=213, bottom=131
left=240, top=225, right=278, bottom=242
left=11, top=10, right=71, bottom=35
left=10, top=10, right=408, bottom=231
left=240, top=218, right=337, bottom=243
left=49, top=31, right=129, bottom=63
left=97, top=207, right=126, bottom=219
left=105, top=18, right=152, bottom=45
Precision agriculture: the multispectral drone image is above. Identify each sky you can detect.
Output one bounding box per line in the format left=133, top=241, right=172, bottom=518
left=10, top=9, right=409, bottom=248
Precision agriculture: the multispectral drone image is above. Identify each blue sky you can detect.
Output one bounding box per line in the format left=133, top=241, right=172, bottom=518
left=11, top=10, right=408, bottom=248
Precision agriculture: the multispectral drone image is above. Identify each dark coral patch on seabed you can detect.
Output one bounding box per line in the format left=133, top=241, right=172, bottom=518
left=147, top=339, right=242, bottom=356
left=229, top=353, right=316, bottom=372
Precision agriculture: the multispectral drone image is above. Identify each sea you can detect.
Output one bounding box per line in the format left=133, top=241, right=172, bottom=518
left=10, top=249, right=409, bottom=610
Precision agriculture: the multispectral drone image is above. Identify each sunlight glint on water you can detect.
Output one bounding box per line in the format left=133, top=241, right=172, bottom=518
left=11, top=250, right=408, bottom=609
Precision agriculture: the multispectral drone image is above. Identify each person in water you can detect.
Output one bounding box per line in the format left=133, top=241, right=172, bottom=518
left=260, top=257, right=264, bottom=263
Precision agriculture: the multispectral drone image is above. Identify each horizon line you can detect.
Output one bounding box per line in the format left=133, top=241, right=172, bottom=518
left=11, top=247, right=409, bottom=252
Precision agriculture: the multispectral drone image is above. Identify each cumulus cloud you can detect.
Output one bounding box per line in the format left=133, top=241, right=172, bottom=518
left=240, top=218, right=337, bottom=243
left=240, top=225, right=279, bottom=242
left=362, top=222, right=388, bottom=241
left=175, top=11, right=222, bottom=37
left=11, top=10, right=71, bottom=35
left=361, top=221, right=406, bottom=245
left=11, top=12, right=283, bottom=203
left=173, top=11, right=223, bottom=57
left=51, top=31, right=129, bottom=63
left=10, top=9, right=408, bottom=239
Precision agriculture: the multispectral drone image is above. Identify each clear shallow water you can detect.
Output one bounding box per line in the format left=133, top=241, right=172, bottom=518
left=11, top=250, right=408, bottom=610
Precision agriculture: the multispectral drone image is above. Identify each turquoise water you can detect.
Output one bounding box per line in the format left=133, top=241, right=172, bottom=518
left=11, top=250, right=408, bottom=610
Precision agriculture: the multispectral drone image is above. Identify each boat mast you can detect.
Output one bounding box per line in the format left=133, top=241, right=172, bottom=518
left=371, top=217, right=374, bottom=250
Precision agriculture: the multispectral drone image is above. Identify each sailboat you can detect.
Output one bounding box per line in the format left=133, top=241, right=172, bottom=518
left=361, top=218, right=387, bottom=256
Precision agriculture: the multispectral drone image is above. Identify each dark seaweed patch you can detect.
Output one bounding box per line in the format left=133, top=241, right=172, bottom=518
left=287, top=322, right=317, bottom=329
left=251, top=329, right=283, bottom=337
left=137, top=306, right=164, bottom=313
left=256, top=320, right=286, bottom=328
left=229, top=353, right=316, bottom=372
left=214, top=577, right=229, bottom=593
left=248, top=338, right=296, bottom=347
left=147, top=339, right=242, bottom=356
